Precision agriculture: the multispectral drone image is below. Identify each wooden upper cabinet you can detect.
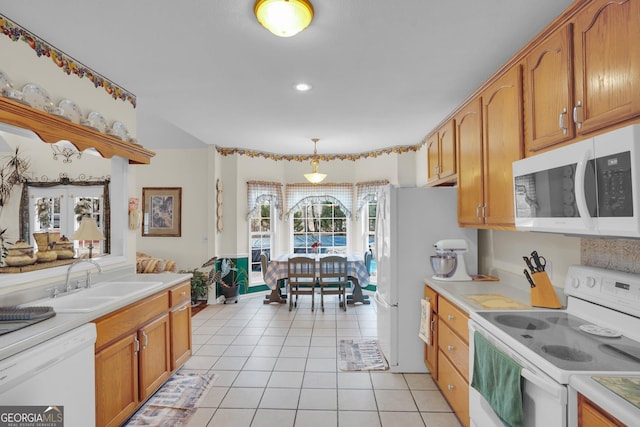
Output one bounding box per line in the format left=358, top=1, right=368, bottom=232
left=456, top=98, right=484, bottom=226
left=573, top=0, right=640, bottom=135
left=439, top=121, right=456, bottom=181
left=427, top=133, right=440, bottom=183
left=481, top=65, right=523, bottom=227
left=426, top=120, right=456, bottom=186
left=525, top=24, right=574, bottom=153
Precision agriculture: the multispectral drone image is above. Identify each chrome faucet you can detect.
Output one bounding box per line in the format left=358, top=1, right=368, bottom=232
left=65, top=259, right=103, bottom=291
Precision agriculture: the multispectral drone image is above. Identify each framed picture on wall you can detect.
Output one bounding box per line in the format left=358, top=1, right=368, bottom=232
left=142, top=187, right=182, bottom=237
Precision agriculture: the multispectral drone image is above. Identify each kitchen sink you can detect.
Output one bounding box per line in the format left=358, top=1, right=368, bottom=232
left=86, top=281, right=163, bottom=298
left=30, top=294, right=118, bottom=313
left=23, top=281, right=164, bottom=313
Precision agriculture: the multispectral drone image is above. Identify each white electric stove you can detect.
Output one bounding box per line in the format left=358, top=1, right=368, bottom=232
left=469, top=265, right=640, bottom=427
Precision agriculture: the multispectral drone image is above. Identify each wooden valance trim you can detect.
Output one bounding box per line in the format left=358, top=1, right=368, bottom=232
left=0, top=97, right=155, bottom=164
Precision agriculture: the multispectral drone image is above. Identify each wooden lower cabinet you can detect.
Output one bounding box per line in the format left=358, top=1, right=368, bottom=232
left=438, top=351, right=469, bottom=427
left=423, top=286, right=438, bottom=379
left=138, top=314, right=171, bottom=400
left=94, top=281, right=192, bottom=427
left=170, top=301, right=192, bottom=370
left=424, top=286, right=470, bottom=427
left=95, top=334, right=139, bottom=427
left=578, top=394, right=626, bottom=427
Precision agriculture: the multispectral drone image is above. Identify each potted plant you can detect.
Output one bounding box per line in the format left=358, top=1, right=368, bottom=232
left=218, top=258, right=248, bottom=304
left=180, top=256, right=219, bottom=306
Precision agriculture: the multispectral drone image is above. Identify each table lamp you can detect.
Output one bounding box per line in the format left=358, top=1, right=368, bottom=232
left=71, top=216, right=105, bottom=258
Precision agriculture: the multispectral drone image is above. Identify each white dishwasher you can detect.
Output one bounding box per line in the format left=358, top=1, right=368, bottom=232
left=0, top=323, right=96, bottom=427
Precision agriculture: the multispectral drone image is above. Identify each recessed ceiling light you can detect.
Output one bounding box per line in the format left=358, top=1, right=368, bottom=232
left=295, top=83, right=312, bottom=92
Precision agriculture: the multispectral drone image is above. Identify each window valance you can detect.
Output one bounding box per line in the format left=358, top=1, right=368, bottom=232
left=285, top=183, right=353, bottom=220
left=247, top=180, right=283, bottom=220
left=355, top=179, right=389, bottom=220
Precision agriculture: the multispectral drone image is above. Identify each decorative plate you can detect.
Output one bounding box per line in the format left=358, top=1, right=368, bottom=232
left=58, top=99, right=83, bottom=123
left=21, top=83, right=54, bottom=112
left=0, top=70, right=14, bottom=90
left=83, top=111, right=108, bottom=133
left=107, top=121, right=129, bottom=140
left=579, top=324, right=622, bottom=338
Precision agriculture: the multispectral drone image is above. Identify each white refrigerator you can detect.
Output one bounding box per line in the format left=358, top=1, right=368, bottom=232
left=374, top=185, right=477, bottom=372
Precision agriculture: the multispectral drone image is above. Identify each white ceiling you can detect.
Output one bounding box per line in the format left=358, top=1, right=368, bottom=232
left=0, top=0, right=574, bottom=155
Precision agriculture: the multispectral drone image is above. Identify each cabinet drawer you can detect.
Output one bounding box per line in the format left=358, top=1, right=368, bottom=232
left=424, top=286, right=438, bottom=313
left=95, top=291, right=170, bottom=350
left=439, top=321, right=469, bottom=381
left=438, top=350, right=469, bottom=427
left=439, top=297, right=469, bottom=344
left=170, top=281, right=191, bottom=307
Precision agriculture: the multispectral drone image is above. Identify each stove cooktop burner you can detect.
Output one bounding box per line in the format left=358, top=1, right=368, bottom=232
left=477, top=310, right=640, bottom=372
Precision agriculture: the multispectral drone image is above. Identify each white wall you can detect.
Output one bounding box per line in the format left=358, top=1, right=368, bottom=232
left=135, top=148, right=210, bottom=270
left=479, top=229, right=581, bottom=287
left=0, top=30, right=137, bottom=294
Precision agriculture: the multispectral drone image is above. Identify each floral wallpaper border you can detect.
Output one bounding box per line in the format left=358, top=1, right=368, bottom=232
left=216, top=142, right=425, bottom=162
left=0, top=15, right=136, bottom=107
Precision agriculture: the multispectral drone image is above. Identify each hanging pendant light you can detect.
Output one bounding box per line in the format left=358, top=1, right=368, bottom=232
left=254, top=0, right=314, bottom=38
left=304, top=138, right=327, bottom=184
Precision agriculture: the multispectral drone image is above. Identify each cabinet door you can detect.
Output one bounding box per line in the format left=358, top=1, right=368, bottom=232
left=455, top=98, right=484, bottom=226
left=427, top=133, right=440, bottom=183
left=573, top=0, right=640, bottom=135
left=482, top=65, right=524, bottom=226
left=438, top=120, right=456, bottom=181
left=139, top=314, right=172, bottom=400
left=95, top=333, right=139, bottom=427
left=170, top=302, right=192, bottom=370
left=423, top=286, right=438, bottom=378
left=525, top=24, right=574, bottom=152
left=578, top=394, right=625, bottom=427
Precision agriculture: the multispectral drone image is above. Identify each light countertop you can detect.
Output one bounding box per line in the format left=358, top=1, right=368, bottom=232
left=423, top=269, right=567, bottom=314
left=570, top=374, right=640, bottom=426
left=0, top=272, right=191, bottom=361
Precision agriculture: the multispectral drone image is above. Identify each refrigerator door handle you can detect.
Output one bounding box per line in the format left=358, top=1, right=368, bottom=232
left=374, top=291, right=398, bottom=307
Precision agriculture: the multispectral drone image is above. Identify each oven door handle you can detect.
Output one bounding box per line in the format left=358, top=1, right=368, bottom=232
left=521, top=368, right=567, bottom=404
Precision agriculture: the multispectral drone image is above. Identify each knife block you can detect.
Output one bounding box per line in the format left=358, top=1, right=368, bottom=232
left=530, top=271, right=562, bottom=308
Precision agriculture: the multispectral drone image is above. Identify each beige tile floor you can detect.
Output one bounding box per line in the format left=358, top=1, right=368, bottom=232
left=184, top=293, right=462, bottom=427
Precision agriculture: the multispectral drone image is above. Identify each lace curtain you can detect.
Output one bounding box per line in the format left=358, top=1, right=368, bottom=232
left=246, top=180, right=283, bottom=220
left=355, top=180, right=389, bottom=220
left=285, top=183, right=353, bottom=220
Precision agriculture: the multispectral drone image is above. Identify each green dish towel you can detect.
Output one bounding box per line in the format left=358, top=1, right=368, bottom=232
left=471, top=332, right=525, bottom=427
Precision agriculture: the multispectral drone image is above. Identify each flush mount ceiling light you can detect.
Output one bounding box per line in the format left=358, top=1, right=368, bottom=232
left=254, top=0, right=314, bottom=38
left=304, top=138, right=327, bottom=184
left=295, top=82, right=312, bottom=92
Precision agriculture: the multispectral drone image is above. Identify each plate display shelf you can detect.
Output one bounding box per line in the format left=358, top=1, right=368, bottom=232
left=0, top=96, right=154, bottom=164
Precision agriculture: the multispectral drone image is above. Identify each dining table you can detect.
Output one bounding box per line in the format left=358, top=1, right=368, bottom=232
left=262, top=253, right=371, bottom=305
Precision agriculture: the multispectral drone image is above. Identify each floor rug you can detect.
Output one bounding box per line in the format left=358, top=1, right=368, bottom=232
left=338, top=339, right=389, bottom=371
left=125, top=371, right=216, bottom=426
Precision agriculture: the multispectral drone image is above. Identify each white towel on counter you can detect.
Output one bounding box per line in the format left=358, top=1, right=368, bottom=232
left=419, top=298, right=432, bottom=345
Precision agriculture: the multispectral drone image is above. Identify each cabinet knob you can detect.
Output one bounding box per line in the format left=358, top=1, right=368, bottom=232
left=447, top=345, right=455, bottom=351
left=447, top=384, right=455, bottom=391
left=447, top=315, right=454, bottom=321
left=181, top=291, right=186, bottom=297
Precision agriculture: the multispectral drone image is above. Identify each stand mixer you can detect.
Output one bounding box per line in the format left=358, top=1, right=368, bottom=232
left=430, top=239, right=473, bottom=281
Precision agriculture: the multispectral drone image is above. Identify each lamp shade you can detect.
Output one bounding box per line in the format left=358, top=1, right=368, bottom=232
left=71, top=217, right=104, bottom=258
left=71, top=217, right=105, bottom=241
left=254, top=0, right=314, bottom=37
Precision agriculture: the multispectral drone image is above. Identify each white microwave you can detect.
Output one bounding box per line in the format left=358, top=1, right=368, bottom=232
left=512, top=124, right=640, bottom=237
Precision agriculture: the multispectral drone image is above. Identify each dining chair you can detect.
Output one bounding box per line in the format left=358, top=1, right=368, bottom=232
left=287, top=256, right=317, bottom=311
left=318, top=256, right=350, bottom=312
